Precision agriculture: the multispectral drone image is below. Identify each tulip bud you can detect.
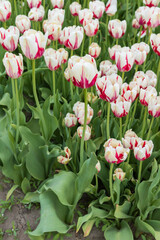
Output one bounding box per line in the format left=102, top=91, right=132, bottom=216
left=0, top=0, right=11, bottom=22
left=140, top=86, right=157, bottom=106
left=100, top=60, right=118, bottom=76
left=122, top=130, right=140, bottom=150
left=48, top=9, right=65, bottom=25
left=66, top=54, right=98, bottom=88
left=148, top=95, right=160, bottom=117
left=150, top=33, right=160, bottom=56
left=133, top=71, right=149, bottom=89
left=96, top=74, right=122, bottom=102
left=146, top=70, right=157, bottom=87
left=89, top=0, right=105, bottom=19
left=57, top=48, right=68, bottom=64
left=19, top=29, right=48, bottom=59
left=3, top=52, right=23, bottom=79
left=69, top=2, right=81, bottom=16
left=134, top=140, right=154, bottom=161
left=27, top=0, right=41, bottom=8
left=131, top=42, right=150, bottom=65
left=115, top=47, right=135, bottom=72
left=43, top=20, right=61, bottom=40
left=57, top=146, right=71, bottom=164
left=51, top=0, right=64, bottom=9
left=73, top=101, right=94, bottom=125
left=111, top=96, right=131, bottom=117
left=78, top=8, right=93, bottom=25
left=113, top=168, right=126, bottom=181
left=77, top=125, right=91, bottom=141
left=83, top=18, right=99, bottom=37
left=15, top=15, right=31, bottom=34
left=0, top=26, right=19, bottom=52
left=108, top=45, right=121, bottom=61
left=64, top=113, right=77, bottom=128
left=108, top=19, right=127, bottom=39
left=96, top=161, right=101, bottom=173
left=121, top=82, right=139, bottom=102
left=89, top=42, right=101, bottom=58
left=132, top=19, right=140, bottom=29
left=44, top=48, right=61, bottom=71
left=87, top=92, right=98, bottom=103
left=143, top=0, right=160, bottom=7
left=105, top=0, right=117, bottom=16
left=28, top=6, right=45, bottom=22
left=104, top=138, right=130, bottom=164
left=64, top=147, right=71, bottom=159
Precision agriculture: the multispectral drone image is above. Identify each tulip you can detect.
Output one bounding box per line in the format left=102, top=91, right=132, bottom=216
left=64, top=147, right=71, bottom=159
left=89, top=42, right=101, bottom=58
left=133, top=71, right=149, bottom=89
left=66, top=54, right=98, bottom=89
left=0, top=26, right=19, bottom=52
left=113, top=168, right=126, bottom=181
left=143, top=0, right=160, bottom=7
left=69, top=2, right=81, bottom=16
left=28, top=6, right=45, bottom=22
left=43, top=48, right=61, bottom=71
left=87, top=92, right=98, bottom=103
left=140, top=86, right=157, bottom=106
left=146, top=70, right=157, bottom=87
left=131, top=42, right=150, bottom=65
left=115, top=47, right=135, bottom=72
left=122, top=130, right=141, bottom=150
left=57, top=48, right=68, bottom=64
left=83, top=18, right=99, bottom=37
left=111, top=96, right=131, bottom=117
left=27, top=0, right=41, bottom=8
left=3, top=52, right=23, bottom=79
left=148, top=95, right=160, bottom=117
left=51, top=0, right=64, bottom=9
left=108, top=45, right=121, bottom=61
left=78, top=9, right=93, bottom=25
left=148, top=7, right=160, bottom=28
left=48, top=9, right=65, bottom=25
left=100, top=60, right=118, bottom=76
left=150, top=33, right=160, bottom=56
left=64, top=113, right=77, bottom=128
left=73, top=101, right=93, bottom=125
left=135, top=7, right=151, bottom=26
left=105, top=0, right=117, bottom=16
left=15, top=15, right=31, bottom=34
left=43, top=20, right=61, bottom=40
left=121, top=82, right=139, bottom=102
left=0, top=0, right=11, bottom=22
left=59, top=26, right=84, bottom=50
left=132, top=19, right=140, bottom=29
left=108, top=19, right=127, bottom=39
left=57, top=156, right=71, bottom=164
left=104, top=138, right=130, bottom=164
left=19, top=29, right=48, bottom=59
left=95, top=161, right=101, bottom=173
left=96, top=74, right=122, bottom=102
left=77, top=125, right=91, bottom=141
left=89, top=0, right=105, bottom=19
left=134, top=139, right=154, bottom=161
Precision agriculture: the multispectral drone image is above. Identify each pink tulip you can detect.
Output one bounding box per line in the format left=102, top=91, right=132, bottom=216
left=111, top=95, right=131, bottom=117
left=122, top=130, right=141, bottom=150
left=28, top=6, right=45, bottom=22
left=0, top=26, right=19, bottom=52
left=51, top=0, right=64, bottom=9
left=105, top=0, right=117, bottom=16
left=108, top=19, right=127, bottom=39
left=108, top=45, right=121, bottom=60
left=77, top=125, right=91, bottom=141
left=100, top=60, right=118, bottom=76
left=115, top=47, right=135, bottom=72
left=78, top=8, right=93, bottom=25
left=150, top=33, right=160, bottom=56
left=134, top=139, right=154, bottom=161
left=15, top=15, right=31, bottom=34
left=89, top=0, right=105, bottom=19
left=148, top=95, right=160, bottom=117
left=69, top=2, right=81, bottom=16
left=73, top=101, right=93, bottom=125
left=140, top=86, right=157, bottom=106
left=121, top=82, right=139, bottom=102
left=43, top=20, right=61, bottom=40
left=43, top=48, right=61, bottom=70
left=131, top=42, right=150, bottom=65
left=64, top=113, right=77, bottom=128
left=0, top=0, right=11, bottom=22
left=89, top=42, right=101, bottom=58
left=83, top=18, right=99, bottom=37
left=113, top=168, right=126, bottom=181
left=27, top=0, right=41, bottom=8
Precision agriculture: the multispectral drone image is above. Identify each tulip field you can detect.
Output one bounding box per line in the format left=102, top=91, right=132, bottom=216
left=0, top=0, right=160, bottom=239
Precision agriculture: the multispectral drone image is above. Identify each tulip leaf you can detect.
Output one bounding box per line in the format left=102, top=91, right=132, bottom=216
left=114, top=201, right=133, bottom=219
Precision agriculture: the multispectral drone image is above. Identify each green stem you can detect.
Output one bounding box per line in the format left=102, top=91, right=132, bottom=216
left=105, top=15, right=108, bottom=45
left=119, top=117, right=122, bottom=140
left=81, top=34, right=85, bottom=56
left=56, top=40, right=58, bottom=50
left=140, top=107, right=148, bottom=138
left=80, top=88, right=88, bottom=168
left=11, top=78, right=16, bottom=108
left=15, top=79, right=20, bottom=144
left=53, top=40, right=55, bottom=49
left=14, top=0, right=17, bottom=16
left=116, top=38, right=119, bottom=45
left=147, top=27, right=152, bottom=46
left=107, top=102, right=110, bottom=139
left=127, top=151, right=130, bottom=164
left=126, top=0, right=128, bottom=21
left=146, top=117, right=154, bottom=140
left=123, top=112, right=129, bottom=135
left=3, top=21, right=6, bottom=29
left=95, top=174, right=98, bottom=194
left=61, top=64, right=66, bottom=97
left=130, top=98, right=138, bottom=128
left=157, top=58, right=160, bottom=92
left=121, top=72, right=125, bottom=82
left=109, top=163, right=114, bottom=203
left=135, top=64, right=139, bottom=73
left=64, top=164, right=69, bottom=171
left=70, top=49, right=74, bottom=99
left=138, top=161, right=143, bottom=183
left=52, top=70, right=55, bottom=96
left=43, top=0, right=45, bottom=8
left=83, top=0, right=86, bottom=8
left=89, top=36, right=92, bottom=47
left=138, top=25, right=143, bottom=43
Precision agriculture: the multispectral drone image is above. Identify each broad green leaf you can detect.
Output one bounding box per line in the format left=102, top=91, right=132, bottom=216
left=114, top=201, right=133, bottom=219
left=113, top=178, right=121, bottom=205
left=6, top=184, right=19, bottom=200
left=21, top=177, right=31, bottom=194
left=82, top=219, right=96, bottom=237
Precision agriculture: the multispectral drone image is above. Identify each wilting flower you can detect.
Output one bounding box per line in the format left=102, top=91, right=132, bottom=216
left=0, top=0, right=11, bottom=22
left=96, top=161, right=101, bottom=173
left=89, top=42, right=101, bottom=58
left=77, top=125, right=91, bottom=141
left=28, top=6, right=45, bottom=22
left=78, top=8, right=93, bottom=25
left=140, top=86, right=157, bottom=106
left=113, top=168, right=126, bottom=181
left=73, top=101, right=94, bottom=125
left=57, top=48, right=68, bottom=64
left=57, top=147, right=71, bottom=164
left=43, top=20, right=61, bottom=40
left=19, top=29, right=48, bottom=59
left=64, top=113, right=77, bottom=128
left=148, top=95, right=160, bottom=117
left=83, top=18, right=99, bottom=37
left=3, top=52, right=23, bottom=79
left=122, top=130, right=141, bottom=150
left=44, top=48, right=61, bottom=70
left=121, top=82, right=140, bottom=102
left=96, top=74, right=122, bottom=102
left=0, top=26, right=19, bottom=52
left=133, top=71, right=149, bottom=89
left=105, top=0, right=117, bottom=16
left=89, top=0, right=105, bottom=19
left=111, top=96, right=131, bottom=117
left=150, top=33, right=160, bottom=56
left=15, top=15, right=31, bottom=34
left=134, top=139, right=154, bottom=161
left=131, top=42, right=150, bottom=65
left=70, top=2, right=81, bottom=16
left=108, top=19, right=127, bottom=39
left=27, top=0, right=41, bottom=8
left=65, top=54, right=98, bottom=88
left=143, top=0, right=160, bottom=7
left=87, top=92, right=98, bottom=103
left=132, top=19, right=140, bottom=29
left=51, top=0, right=64, bottom=9
left=115, top=47, right=135, bottom=72
left=48, top=9, right=65, bottom=25
left=108, top=45, right=121, bottom=61
left=59, top=26, right=84, bottom=50
left=146, top=70, right=157, bottom=87
left=104, top=138, right=130, bottom=164
left=100, top=60, right=118, bottom=76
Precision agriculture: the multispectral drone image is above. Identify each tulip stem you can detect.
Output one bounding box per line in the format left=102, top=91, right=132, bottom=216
left=11, top=78, right=16, bottom=108
left=14, top=0, right=18, bottom=16
left=109, top=163, right=114, bottom=204
left=95, top=174, right=98, bottom=194
left=105, top=15, right=108, bottom=47
left=3, top=21, right=6, bottom=29
left=89, top=37, right=92, bottom=47
left=127, top=151, right=130, bottom=164
left=81, top=34, right=85, bottom=56
left=126, top=0, right=128, bottom=22
left=119, top=117, right=122, bottom=140
left=52, top=70, right=55, bottom=96
left=123, top=112, right=129, bottom=135
left=140, top=107, right=148, bottom=138
left=138, top=161, right=143, bottom=183
left=53, top=41, right=55, bottom=49
left=135, top=65, right=139, bottom=73
left=130, top=98, right=138, bottom=128
left=107, top=102, right=110, bottom=139
left=121, top=72, right=125, bottom=82
left=146, top=117, right=154, bottom=141
left=157, top=58, right=160, bottom=92
left=43, top=0, right=45, bottom=8
left=138, top=25, right=142, bottom=43
left=61, top=64, right=66, bottom=97
left=15, top=79, right=20, bottom=144
left=116, top=38, right=118, bottom=45
left=70, top=50, right=74, bottom=99
left=80, top=88, right=88, bottom=169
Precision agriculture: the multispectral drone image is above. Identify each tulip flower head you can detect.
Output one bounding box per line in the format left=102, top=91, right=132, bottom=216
left=57, top=48, right=68, bottom=64
left=134, top=139, right=154, bottom=161
left=131, top=42, right=150, bottom=65
left=64, top=113, right=77, bottom=128
left=43, top=48, right=61, bottom=71
left=19, top=29, right=48, bottom=59
left=3, top=52, right=23, bottom=79
left=83, top=18, right=99, bottom=37
left=15, top=15, right=31, bottom=34
left=27, top=0, right=41, bottom=8
left=140, top=86, right=157, bottom=106
left=150, top=33, right=160, bottom=56
left=0, top=0, right=11, bottom=22
left=28, top=6, right=45, bottom=22
left=77, top=125, right=91, bottom=141
left=132, top=19, right=140, bottom=29
left=111, top=95, right=131, bottom=117
left=146, top=70, right=157, bottom=87
left=121, top=82, right=140, bottom=102
left=115, top=47, right=135, bottom=72
left=122, top=130, right=141, bottom=150
left=108, top=45, right=121, bottom=60
left=96, top=161, right=101, bottom=173
left=87, top=92, right=98, bottom=103
left=51, top=0, right=64, bottom=9
left=0, top=26, right=20, bottom=52
left=70, top=2, right=81, bottom=16
left=108, top=19, right=127, bottom=39
left=113, top=168, right=126, bottom=181
left=48, top=9, right=65, bottom=25
left=43, top=20, right=61, bottom=40
left=73, top=101, right=94, bottom=125
left=143, top=0, right=160, bottom=7
left=100, top=60, right=118, bottom=76
left=148, top=95, right=160, bottom=117
left=57, top=147, right=71, bottom=164
left=89, top=42, right=101, bottom=58
left=105, top=0, right=117, bottom=16
left=78, top=8, right=93, bottom=25
left=104, top=138, right=130, bottom=164
left=133, top=71, right=149, bottom=89
left=89, top=0, right=105, bottom=19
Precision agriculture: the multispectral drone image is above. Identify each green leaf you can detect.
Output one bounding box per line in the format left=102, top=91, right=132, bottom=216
left=114, top=201, right=133, bottom=219
left=113, top=178, right=121, bottom=205
left=82, top=219, right=96, bottom=237
left=21, top=178, right=31, bottom=194
left=6, top=184, right=19, bottom=200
